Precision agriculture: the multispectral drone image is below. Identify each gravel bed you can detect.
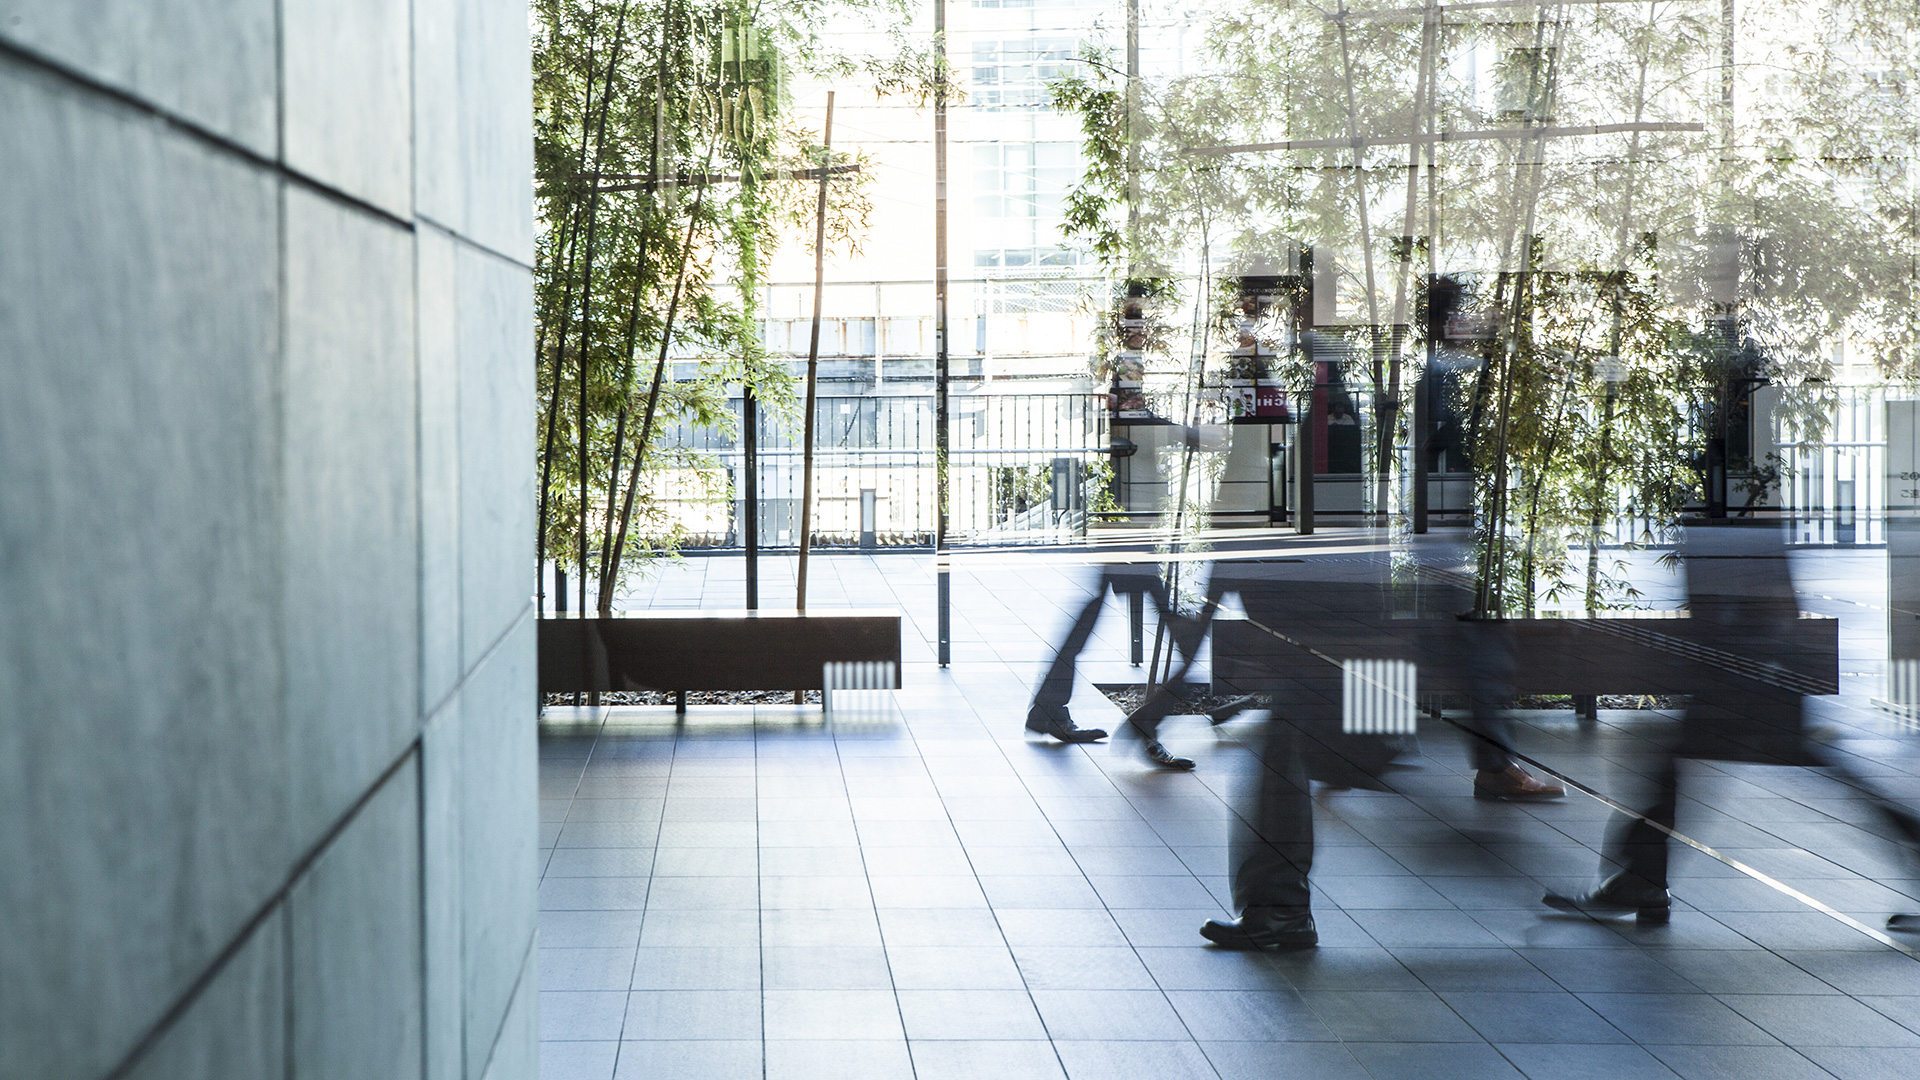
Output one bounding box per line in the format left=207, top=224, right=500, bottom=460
left=543, top=689, right=821, bottom=707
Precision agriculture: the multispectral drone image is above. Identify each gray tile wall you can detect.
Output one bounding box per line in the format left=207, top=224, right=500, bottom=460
left=0, top=4, right=536, bottom=1079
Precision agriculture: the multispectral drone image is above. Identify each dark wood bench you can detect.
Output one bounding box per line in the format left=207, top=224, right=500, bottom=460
left=539, top=609, right=902, bottom=710
left=1212, top=609, right=1839, bottom=711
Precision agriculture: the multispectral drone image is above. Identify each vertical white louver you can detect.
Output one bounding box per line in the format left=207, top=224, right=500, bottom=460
left=1342, top=659, right=1419, bottom=734
left=1881, top=658, right=1920, bottom=732
left=823, top=661, right=898, bottom=716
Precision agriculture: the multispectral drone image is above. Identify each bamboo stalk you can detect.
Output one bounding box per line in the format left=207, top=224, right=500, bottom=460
left=1330, top=1, right=1390, bottom=519
left=1588, top=4, right=1659, bottom=608
left=1475, top=9, right=1568, bottom=615
left=595, top=11, right=672, bottom=606
left=536, top=11, right=616, bottom=614
left=595, top=283, right=646, bottom=605
left=569, top=3, right=634, bottom=618
left=1381, top=3, right=1440, bottom=515
left=1151, top=211, right=1213, bottom=695
left=795, top=91, right=835, bottom=613
left=603, top=168, right=711, bottom=611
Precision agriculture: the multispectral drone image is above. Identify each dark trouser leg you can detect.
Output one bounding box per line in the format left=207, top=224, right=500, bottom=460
left=1231, top=715, right=1315, bottom=912
left=1143, top=573, right=1208, bottom=664
left=1030, top=576, right=1112, bottom=715
left=1607, top=753, right=1677, bottom=890
left=1126, top=576, right=1214, bottom=740
left=1465, top=708, right=1519, bottom=773
left=1458, top=618, right=1518, bottom=772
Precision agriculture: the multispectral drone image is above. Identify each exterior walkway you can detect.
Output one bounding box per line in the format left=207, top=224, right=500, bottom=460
left=538, top=536, right=1920, bottom=1080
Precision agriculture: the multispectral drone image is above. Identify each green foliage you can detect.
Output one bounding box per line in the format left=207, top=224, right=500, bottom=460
left=1084, top=457, right=1123, bottom=515
left=1048, top=0, right=1916, bottom=611
left=990, top=465, right=1052, bottom=520
left=533, top=0, right=929, bottom=604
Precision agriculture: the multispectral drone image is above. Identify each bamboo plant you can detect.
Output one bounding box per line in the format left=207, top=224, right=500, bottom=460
left=532, top=0, right=926, bottom=615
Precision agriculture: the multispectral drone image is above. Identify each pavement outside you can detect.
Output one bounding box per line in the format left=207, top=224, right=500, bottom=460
left=537, top=530, right=1920, bottom=1080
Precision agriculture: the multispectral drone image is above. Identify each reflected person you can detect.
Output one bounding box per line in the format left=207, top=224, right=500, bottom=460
left=1200, top=556, right=1414, bottom=949
left=1026, top=560, right=1203, bottom=762
left=1546, top=520, right=1920, bottom=927
left=1423, top=276, right=1565, bottom=802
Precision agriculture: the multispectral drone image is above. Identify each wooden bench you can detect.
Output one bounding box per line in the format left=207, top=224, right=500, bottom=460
left=539, top=609, right=902, bottom=710
left=1212, top=609, right=1839, bottom=710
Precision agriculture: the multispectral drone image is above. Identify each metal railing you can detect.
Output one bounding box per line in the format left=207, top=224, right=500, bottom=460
left=653, top=392, right=1110, bottom=547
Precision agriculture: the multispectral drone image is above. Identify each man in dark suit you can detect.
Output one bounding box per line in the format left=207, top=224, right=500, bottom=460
left=1025, top=560, right=1204, bottom=769
left=1421, top=275, right=1564, bottom=802
left=1545, top=520, right=1920, bottom=927
left=1198, top=555, right=1415, bottom=949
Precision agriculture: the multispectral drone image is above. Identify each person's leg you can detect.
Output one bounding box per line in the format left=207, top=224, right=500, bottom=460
left=1457, top=617, right=1564, bottom=800
left=1026, top=570, right=1113, bottom=742
left=1544, top=752, right=1673, bottom=922
left=1231, top=718, right=1315, bottom=911
left=1125, top=575, right=1217, bottom=767
left=1612, top=753, right=1677, bottom=892
left=1150, top=572, right=1210, bottom=671
left=1203, top=713, right=1318, bottom=949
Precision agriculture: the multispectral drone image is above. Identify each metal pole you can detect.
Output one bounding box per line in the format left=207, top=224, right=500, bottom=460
left=1297, top=249, right=1318, bottom=535
left=1126, top=0, right=1140, bottom=243
left=1413, top=277, right=1430, bottom=533
left=796, top=91, right=835, bottom=613
left=1296, top=398, right=1316, bottom=535
left=934, top=0, right=952, bottom=667
left=744, top=383, right=759, bottom=609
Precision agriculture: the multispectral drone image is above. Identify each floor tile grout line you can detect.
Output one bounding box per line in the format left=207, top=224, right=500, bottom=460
left=888, top=693, right=1078, bottom=1080
left=560, top=553, right=1912, bottom=1068
left=987, top=715, right=1232, bottom=1077
left=604, top=709, right=673, bottom=1078
left=756, top=718, right=770, bottom=1080
left=1147, top=741, right=1515, bottom=1069
left=822, top=703, right=919, bottom=1078
left=1093, top=715, right=1671, bottom=1062
left=542, top=709, right=608, bottom=880
left=1440, top=710, right=1920, bottom=959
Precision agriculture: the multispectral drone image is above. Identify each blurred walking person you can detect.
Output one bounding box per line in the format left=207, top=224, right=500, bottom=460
left=1545, top=520, right=1920, bottom=927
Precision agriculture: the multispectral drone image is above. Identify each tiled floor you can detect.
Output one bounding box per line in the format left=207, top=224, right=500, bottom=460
left=539, top=537, right=1920, bottom=1079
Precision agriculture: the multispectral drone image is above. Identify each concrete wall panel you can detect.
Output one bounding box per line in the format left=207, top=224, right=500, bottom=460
left=125, top=910, right=287, bottom=1080
left=459, top=0, right=536, bottom=265
left=460, top=617, right=539, bottom=1076
left=422, top=696, right=467, bottom=1080
left=2, top=2, right=534, bottom=1075
left=289, top=762, right=425, bottom=1080
left=283, top=186, right=421, bottom=844
left=479, top=944, right=540, bottom=1080
left=414, top=0, right=462, bottom=229
left=0, top=64, right=288, bottom=1080
left=281, top=0, right=412, bottom=216
left=0, top=0, right=277, bottom=155
left=420, top=225, right=465, bottom=711
left=413, top=0, right=534, bottom=264
left=459, top=245, right=536, bottom=659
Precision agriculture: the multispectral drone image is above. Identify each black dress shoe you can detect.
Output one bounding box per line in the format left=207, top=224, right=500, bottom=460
left=1201, top=907, right=1317, bottom=950
left=1142, top=738, right=1195, bottom=771
left=1025, top=708, right=1107, bottom=743
left=1888, top=913, right=1920, bottom=932
left=1543, top=872, right=1671, bottom=924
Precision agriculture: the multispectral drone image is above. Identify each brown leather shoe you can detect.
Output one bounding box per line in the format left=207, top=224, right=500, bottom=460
left=1473, top=763, right=1566, bottom=801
